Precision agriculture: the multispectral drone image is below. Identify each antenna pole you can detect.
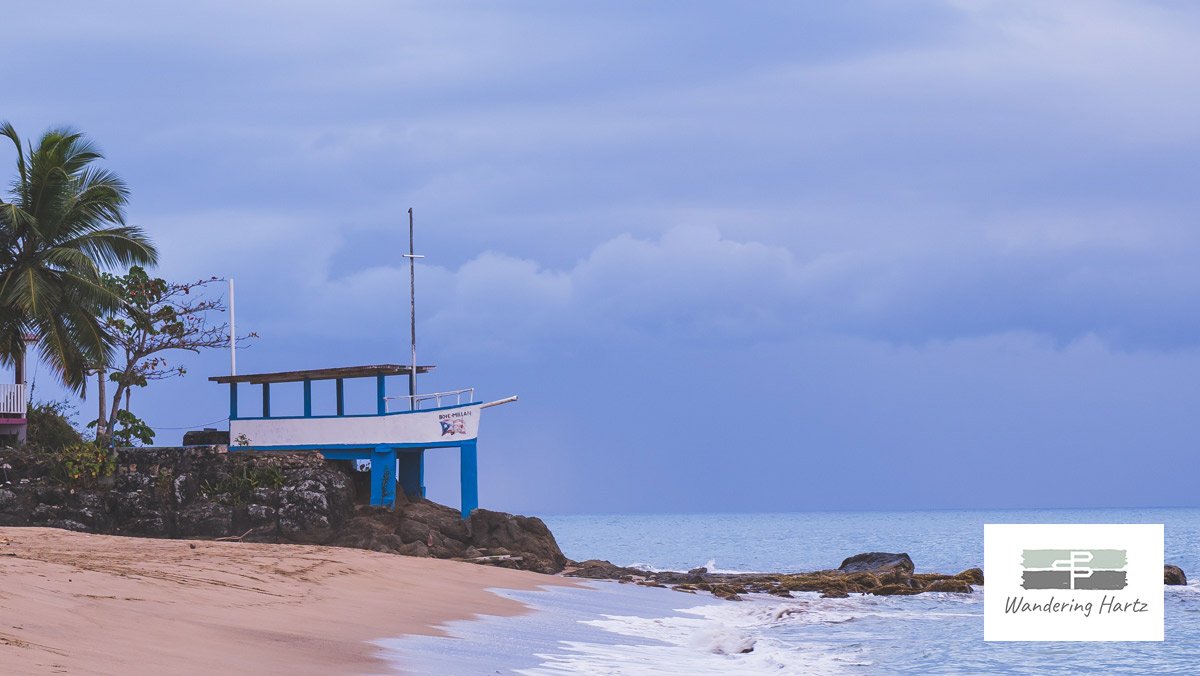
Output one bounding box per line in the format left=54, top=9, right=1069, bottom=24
left=404, top=208, right=422, bottom=410
left=229, top=277, right=237, bottom=376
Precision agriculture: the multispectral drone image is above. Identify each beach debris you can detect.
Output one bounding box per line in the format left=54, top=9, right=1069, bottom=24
left=213, top=528, right=257, bottom=542
left=463, top=554, right=523, bottom=564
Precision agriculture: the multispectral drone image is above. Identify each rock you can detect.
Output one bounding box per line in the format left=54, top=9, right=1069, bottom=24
left=839, top=552, right=915, bottom=575
left=844, top=572, right=882, bottom=589
left=1165, top=564, right=1187, bottom=586
left=924, top=579, right=973, bottom=593
left=176, top=503, right=232, bottom=537
left=429, top=533, right=470, bottom=558
left=468, top=508, right=567, bottom=574
left=397, top=541, right=429, bottom=558
left=35, top=486, right=67, bottom=506
left=879, top=570, right=918, bottom=586
left=567, top=559, right=645, bottom=580
left=818, top=579, right=851, bottom=596
left=710, top=584, right=743, bottom=601
left=955, top=568, right=985, bottom=585
left=868, top=584, right=924, bottom=596
left=398, top=500, right=470, bottom=544
left=329, top=516, right=403, bottom=553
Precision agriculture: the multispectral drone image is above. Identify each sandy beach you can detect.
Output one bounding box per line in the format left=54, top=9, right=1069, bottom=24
left=0, top=527, right=570, bottom=675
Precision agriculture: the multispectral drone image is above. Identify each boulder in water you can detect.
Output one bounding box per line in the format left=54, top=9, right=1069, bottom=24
left=1165, top=564, right=1187, bottom=586
left=839, top=552, right=915, bottom=575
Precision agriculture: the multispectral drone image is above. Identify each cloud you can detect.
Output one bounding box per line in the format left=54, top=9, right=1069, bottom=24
left=279, top=211, right=1200, bottom=358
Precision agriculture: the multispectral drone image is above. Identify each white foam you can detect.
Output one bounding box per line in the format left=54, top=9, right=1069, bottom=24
left=624, top=559, right=764, bottom=574
left=515, top=593, right=878, bottom=675
left=701, top=558, right=766, bottom=575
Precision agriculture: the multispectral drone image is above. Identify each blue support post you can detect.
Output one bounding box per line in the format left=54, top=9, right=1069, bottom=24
left=370, top=445, right=397, bottom=507
left=398, top=450, right=424, bottom=498
left=335, top=378, right=345, bottom=416
left=376, top=374, right=387, bottom=415
left=459, top=440, right=478, bottom=520
left=229, top=383, right=238, bottom=420
left=261, top=383, right=270, bottom=418
left=303, top=379, right=312, bottom=417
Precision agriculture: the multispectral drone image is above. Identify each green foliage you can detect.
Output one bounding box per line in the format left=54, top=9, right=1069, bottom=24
left=102, top=266, right=192, bottom=392
left=201, top=464, right=284, bottom=504
left=154, top=467, right=175, bottom=500
left=25, top=400, right=84, bottom=451
left=14, top=402, right=112, bottom=486
left=111, top=409, right=154, bottom=446
left=89, top=408, right=154, bottom=447
left=0, top=122, right=158, bottom=392
left=96, top=265, right=252, bottom=441
left=54, top=441, right=115, bottom=487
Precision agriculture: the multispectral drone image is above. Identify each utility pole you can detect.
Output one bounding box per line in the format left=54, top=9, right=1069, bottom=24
left=402, top=208, right=424, bottom=410
left=228, top=277, right=237, bottom=376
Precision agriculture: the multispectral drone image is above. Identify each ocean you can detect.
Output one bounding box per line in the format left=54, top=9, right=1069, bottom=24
left=379, top=508, right=1200, bottom=674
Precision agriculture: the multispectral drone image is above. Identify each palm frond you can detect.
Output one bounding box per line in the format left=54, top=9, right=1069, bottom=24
left=0, top=123, right=155, bottom=388
left=59, top=226, right=158, bottom=269
left=0, top=122, right=26, bottom=186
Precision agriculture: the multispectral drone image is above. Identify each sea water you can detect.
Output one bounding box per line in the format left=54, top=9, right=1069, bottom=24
left=378, top=508, right=1200, bottom=674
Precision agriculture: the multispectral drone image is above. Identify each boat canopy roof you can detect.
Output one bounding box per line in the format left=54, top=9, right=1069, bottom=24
left=209, top=364, right=436, bottom=385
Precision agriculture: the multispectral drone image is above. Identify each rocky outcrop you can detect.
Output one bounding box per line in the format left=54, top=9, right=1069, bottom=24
left=1165, top=564, right=1187, bottom=585
left=565, top=552, right=986, bottom=600
left=953, top=567, right=985, bottom=585
left=0, top=445, right=567, bottom=574
left=330, top=492, right=568, bottom=574
left=839, top=552, right=915, bottom=575
left=566, top=559, right=649, bottom=580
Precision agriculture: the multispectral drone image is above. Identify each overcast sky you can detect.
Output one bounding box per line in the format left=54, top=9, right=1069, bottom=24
left=4, top=1, right=1199, bottom=514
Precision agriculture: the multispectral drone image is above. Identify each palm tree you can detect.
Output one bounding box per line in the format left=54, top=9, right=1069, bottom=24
left=0, top=123, right=158, bottom=393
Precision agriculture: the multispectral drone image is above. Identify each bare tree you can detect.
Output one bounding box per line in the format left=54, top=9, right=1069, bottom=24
left=96, top=266, right=255, bottom=445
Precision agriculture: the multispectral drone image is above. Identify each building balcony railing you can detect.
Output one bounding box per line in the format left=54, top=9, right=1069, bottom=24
left=0, top=383, right=27, bottom=416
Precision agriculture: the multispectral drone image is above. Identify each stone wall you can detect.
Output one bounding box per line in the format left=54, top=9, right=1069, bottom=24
left=0, top=445, right=567, bottom=574
left=0, top=446, right=355, bottom=542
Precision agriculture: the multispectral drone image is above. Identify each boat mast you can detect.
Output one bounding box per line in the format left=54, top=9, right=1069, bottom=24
left=403, top=208, right=423, bottom=410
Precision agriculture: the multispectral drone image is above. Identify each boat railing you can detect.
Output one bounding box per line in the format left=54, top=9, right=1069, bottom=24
left=385, top=387, right=476, bottom=412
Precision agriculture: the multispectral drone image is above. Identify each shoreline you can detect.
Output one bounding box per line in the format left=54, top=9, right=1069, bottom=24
left=0, top=527, right=572, bottom=675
